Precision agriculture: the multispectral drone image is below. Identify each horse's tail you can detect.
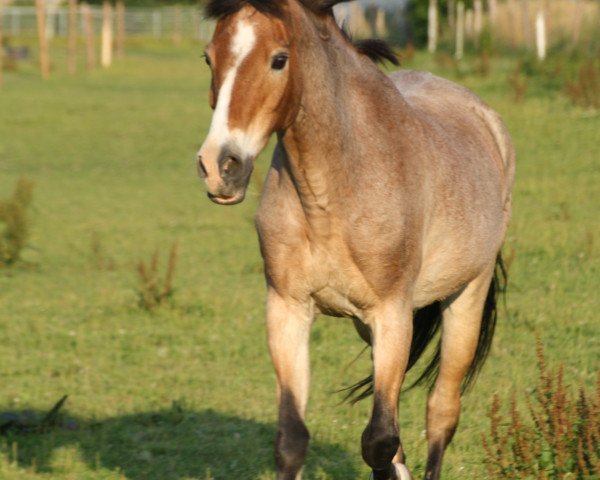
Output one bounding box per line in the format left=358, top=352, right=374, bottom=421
left=343, top=255, right=506, bottom=404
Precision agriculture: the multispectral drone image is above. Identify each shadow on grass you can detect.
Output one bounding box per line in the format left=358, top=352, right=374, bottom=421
left=0, top=405, right=359, bottom=479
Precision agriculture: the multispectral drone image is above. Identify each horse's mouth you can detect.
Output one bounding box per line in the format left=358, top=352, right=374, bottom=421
left=207, top=191, right=245, bottom=205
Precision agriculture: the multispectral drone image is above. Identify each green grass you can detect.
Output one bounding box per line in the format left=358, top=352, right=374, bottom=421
left=0, top=43, right=599, bottom=480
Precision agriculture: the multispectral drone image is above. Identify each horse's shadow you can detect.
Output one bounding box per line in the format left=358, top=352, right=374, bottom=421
left=0, top=405, right=359, bottom=479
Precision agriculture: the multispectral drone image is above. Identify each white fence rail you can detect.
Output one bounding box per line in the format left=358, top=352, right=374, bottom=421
left=1, top=6, right=215, bottom=41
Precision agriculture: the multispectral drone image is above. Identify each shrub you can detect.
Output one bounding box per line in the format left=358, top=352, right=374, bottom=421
left=0, top=178, right=34, bottom=268
left=482, top=339, right=600, bottom=479
left=136, top=243, right=178, bottom=311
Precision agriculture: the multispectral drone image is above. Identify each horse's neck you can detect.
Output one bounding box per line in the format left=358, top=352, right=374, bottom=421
left=279, top=31, right=403, bottom=227
left=280, top=93, right=348, bottom=232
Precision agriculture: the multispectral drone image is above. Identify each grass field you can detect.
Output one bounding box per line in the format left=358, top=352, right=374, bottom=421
left=0, top=40, right=599, bottom=479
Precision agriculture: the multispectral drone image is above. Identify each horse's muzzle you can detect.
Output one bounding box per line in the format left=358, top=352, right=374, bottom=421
left=197, top=146, right=254, bottom=206
left=207, top=190, right=246, bottom=205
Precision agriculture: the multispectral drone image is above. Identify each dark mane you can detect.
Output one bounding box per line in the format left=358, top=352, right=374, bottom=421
left=205, top=0, right=284, bottom=19
left=354, top=39, right=400, bottom=66
left=340, top=24, right=400, bottom=66
left=205, top=0, right=399, bottom=66
left=205, top=0, right=357, bottom=20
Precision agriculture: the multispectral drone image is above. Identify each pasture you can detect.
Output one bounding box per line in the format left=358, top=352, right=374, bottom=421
left=0, top=41, right=599, bottom=479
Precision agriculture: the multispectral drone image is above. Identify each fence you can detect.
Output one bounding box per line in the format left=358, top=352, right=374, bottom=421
left=0, top=5, right=215, bottom=41
left=492, top=0, right=599, bottom=51
left=1, top=1, right=598, bottom=59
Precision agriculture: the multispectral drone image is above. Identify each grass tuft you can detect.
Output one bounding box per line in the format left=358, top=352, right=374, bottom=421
left=0, top=178, right=34, bottom=268
left=136, top=243, right=178, bottom=311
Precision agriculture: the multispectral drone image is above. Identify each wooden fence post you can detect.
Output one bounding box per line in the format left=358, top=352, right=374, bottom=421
left=68, top=0, right=78, bottom=74
left=375, top=8, right=386, bottom=37
left=0, top=3, right=4, bottom=89
left=465, top=8, right=473, bottom=40
left=520, top=0, right=532, bottom=51
left=101, top=0, right=113, bottom=68
left=455, top=1, right=464, bottom=59
left=82, top=3, right=95, bottom=70
left=535, top=9, right=546, bottom=60
left=192, top=9, right=200, bottom=41
left=116, top=0, right=125, bottom=59
left=474, top=0, right=482, bottom=49
left=152, top=9, right=161, bottom=37
left=488, top=0, right=497, bottom=40
left=35, top=0, right=51, bottom=79
left=173, top=6, right=182, bottom=45
left=542, top=0, right=550, bottom=41
left=571, top=0, right=582, bottom=49
left=508, top=0, right=518, bottom=49
left=447, top=0, right=455, bottom=31
left=428, top=0, right=438, bottom=53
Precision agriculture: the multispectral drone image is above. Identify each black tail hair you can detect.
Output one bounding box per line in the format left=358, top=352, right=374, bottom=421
left=343, top=255, right=507, bottom=404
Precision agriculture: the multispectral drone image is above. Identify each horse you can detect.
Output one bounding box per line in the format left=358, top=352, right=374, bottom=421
left=196, top=1, right=515, bottom=479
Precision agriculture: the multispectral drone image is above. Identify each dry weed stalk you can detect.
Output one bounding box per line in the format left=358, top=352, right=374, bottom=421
left=137, top=243, right=178, bottom=311
left=90, top=232, right=115, bottom=270
left=399, top=43, right=415, bottom=64
left=482, top=338, right=600, bottom=479
left=508, top=61, right=528, bottom=103
left=0, top=178, right=34, bottom=268
left=565, top=60, right=600, bottom=110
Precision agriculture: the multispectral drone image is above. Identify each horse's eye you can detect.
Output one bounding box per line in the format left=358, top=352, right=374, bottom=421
left=271, top=54, right=288, bottom=71
left=203, top=54, right=212, bottom=68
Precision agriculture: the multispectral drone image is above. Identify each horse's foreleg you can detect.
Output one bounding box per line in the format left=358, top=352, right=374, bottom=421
left=424, top=265, right=495, bottom=480
left=267, top=289, right=314, bottom=480
left=362, top=302, right=413, bottom=480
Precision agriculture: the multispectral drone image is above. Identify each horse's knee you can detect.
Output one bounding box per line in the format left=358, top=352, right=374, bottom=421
left=276, top=392, right=310, bottom=478
left=361, top=403, right=399, bottom=472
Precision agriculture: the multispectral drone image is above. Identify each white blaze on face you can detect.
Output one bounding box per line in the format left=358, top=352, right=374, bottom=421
left=199, top=19, right=263, bottom=168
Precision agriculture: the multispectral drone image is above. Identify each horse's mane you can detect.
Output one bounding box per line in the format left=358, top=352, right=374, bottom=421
left=205, top=0, right=285, bottom=19
left=204, top=0, right=399, bottom=66
left=205, top=0, right=341, bottom=19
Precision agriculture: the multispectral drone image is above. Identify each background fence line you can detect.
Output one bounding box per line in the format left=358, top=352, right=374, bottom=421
left=1, top=5, right=215, bottom=41
left=2, top=1, right=598, bottom=50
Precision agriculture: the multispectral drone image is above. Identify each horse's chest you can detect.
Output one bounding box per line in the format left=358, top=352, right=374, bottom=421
left=312, top=286, right=363, bottom=319
left=308, top=251, right=375, bottom=321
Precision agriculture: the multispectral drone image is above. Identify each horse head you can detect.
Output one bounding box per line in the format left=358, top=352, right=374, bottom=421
left=197, top=0, right=308, bottom=205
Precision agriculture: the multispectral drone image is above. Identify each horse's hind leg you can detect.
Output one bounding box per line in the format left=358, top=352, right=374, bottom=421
left=424, top=264, right=496, bottom=480
left=267, top=289, right=314, bottom=480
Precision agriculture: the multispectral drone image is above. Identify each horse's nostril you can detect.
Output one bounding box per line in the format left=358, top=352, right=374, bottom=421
left=197, top=155, right=208, bottom=178
left=222, top=156, right=241, bottom=176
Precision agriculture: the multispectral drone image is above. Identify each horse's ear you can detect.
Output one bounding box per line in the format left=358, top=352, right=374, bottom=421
left=301, top=0, right=343, bottom=14
left=321, top=0, right=344, bottom=9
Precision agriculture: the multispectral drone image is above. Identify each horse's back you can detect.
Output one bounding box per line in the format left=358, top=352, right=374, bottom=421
left=388, top=70, right=515, bottom=198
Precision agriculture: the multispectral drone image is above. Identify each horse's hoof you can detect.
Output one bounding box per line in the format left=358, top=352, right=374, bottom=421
left=394, top=463, right=412, bottom=480
left=368, top=464, right=412, bottom=480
